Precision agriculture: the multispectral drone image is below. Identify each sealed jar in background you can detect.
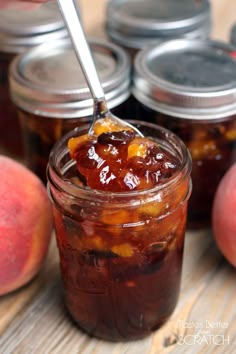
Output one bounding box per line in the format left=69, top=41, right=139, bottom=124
left=0, top=1, right=68, bottom=157
left=10, top=38, right=131, bottom=183
left=133, top=39, right=236, bottom=229
left=105, top=0, right=211, bottom=60
left=47, top=121, right=192, bottom=341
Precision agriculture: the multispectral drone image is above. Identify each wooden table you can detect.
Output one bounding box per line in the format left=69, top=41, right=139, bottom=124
left=1, top=1, right=236, bottom=353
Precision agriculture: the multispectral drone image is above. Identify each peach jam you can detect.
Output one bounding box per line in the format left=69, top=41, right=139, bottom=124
left=133, top=39, right=236, bottom=229
left=105, top=0, right=211, bottom=60
left=10, top=39, right=131, bottom=183
left=47, top=120, right=192, bottom=341
left=0, top=2, right=67, bottom=156
left=68, top=118, right=181, bottom=192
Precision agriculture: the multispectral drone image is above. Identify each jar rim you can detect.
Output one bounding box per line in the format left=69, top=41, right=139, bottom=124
left=133, top=39, right=236, bottom=120
left=0, top=2, right=66, bottom=53
left=106, top=0, right=211, bottom=46
left=9, top=38, right=131, bottom=117
left=106, top=23, right=211, bottom=50
left=47, top=120, right=192, bottom=205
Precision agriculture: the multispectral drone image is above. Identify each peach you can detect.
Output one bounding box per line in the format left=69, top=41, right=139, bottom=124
left=93, top=117, right=131, bottom=136
left=0, top=156, right=53, bottom=295
left=212, top=163, right=236, bottom=267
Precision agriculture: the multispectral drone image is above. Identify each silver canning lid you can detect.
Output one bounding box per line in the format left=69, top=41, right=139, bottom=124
left=10, top=38, right=131, bottom=118
left=133, top=39, right=236, bottom=120
left=106, top=0, right=211, bottom=49
left=230, top=24, right=236, bottom=47
left=0, top=2, right=67, bottom=53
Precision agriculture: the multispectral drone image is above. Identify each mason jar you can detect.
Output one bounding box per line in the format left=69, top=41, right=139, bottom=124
left=133, top=39, right=236, bottom=229
left=105, top=0, right=211, bottom=61
left=47, top=121, right=192, bottom=341
left=9, top=38, right=131, bottom=183
left=0, top=1, right=68, bottom=156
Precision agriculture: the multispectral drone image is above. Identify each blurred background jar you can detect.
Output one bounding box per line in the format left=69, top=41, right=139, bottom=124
left=133, top=39, right=236, bottom=230
left=9, top=38, right=131, bottom=183
left=105, top=0, right=211, bottom=61
left=0, top=1, right=68, bottom=157
left=230, top=23, right=236, bottom=47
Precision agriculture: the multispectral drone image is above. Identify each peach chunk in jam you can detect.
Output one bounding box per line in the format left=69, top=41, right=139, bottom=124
left=68, top=118, right=180, bottom=191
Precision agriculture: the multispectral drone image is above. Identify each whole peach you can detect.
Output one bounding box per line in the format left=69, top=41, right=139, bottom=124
left=0, top=156, right=53, bottom=295
left=212, top=163, right=236, bottom=267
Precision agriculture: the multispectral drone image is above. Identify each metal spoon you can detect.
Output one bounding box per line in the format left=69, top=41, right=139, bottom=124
left=56, top=0, right=143, bottom=136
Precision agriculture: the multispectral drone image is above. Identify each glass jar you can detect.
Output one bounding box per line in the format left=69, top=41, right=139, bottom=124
left=0, top=1, right=68, bottom=157
left=9, top=38, right=131, bottom=183
left=105, top=0, right=211, bottom=61
left=133, top=39, right=236, bottom=229
left=47, top=121, right=192, bottom=341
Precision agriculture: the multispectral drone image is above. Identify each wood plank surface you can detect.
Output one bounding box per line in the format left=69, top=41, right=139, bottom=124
left=1, top=0, right=236, bottom=353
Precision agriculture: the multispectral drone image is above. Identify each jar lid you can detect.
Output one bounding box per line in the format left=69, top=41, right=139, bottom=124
left=230, top=23, right=236, bottom=47
left=10, top=38, right=131, bottom=118
left=106, top=0, right=211, bottom=49
left=0, top=1, right=67, bottom=53
left=133, top=39, right=236, bottom=120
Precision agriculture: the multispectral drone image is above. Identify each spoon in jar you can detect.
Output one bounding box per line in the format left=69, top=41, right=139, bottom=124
left=56, top=0, right=143, bottom=137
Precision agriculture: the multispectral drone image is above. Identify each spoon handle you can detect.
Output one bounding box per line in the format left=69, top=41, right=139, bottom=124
left=57, top=0, right=105, bottom=103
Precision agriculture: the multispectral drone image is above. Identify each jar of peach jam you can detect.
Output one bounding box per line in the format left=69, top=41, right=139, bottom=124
left=9, top=38, right=131, bottom=183
left=133, top=39, right=236, bottom=229
left=105, top=0, right=211, bottom=61
left=0, top=1, right=68, bottom=157
left=47, top=121, right=192, bottom=341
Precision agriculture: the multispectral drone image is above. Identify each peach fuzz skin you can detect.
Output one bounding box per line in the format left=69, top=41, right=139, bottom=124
left=212, top=164, right=236, bottom=268
left=0, top=156, right=53, bottom=296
